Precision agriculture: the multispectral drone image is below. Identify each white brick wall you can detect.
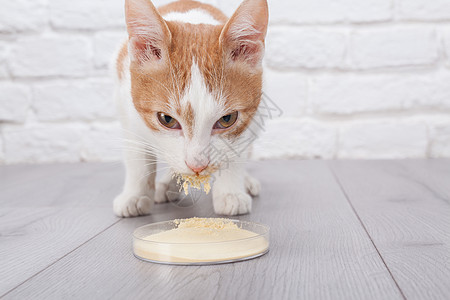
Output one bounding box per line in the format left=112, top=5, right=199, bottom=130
left=33, top=80, right=116, bottom=121
left=266, top=28, right=347, bottom=69
left=10, top=36, right=91, bottom=77
left=398, top=0, right=450, bottom=21
left=3, top=123, right=88, bottom=163
left=338, top=120, right=428, bottom=159
left=269, top=0, right=392, bottom=23
left=1, top=0, right=450, bottom=164
left=349, top=28, right=438, bottom=69
left=430, top=121, right=450, bottom=157
left=0, top=0, right=47, bottom=33
left=0, top=83, right=31, bottom=122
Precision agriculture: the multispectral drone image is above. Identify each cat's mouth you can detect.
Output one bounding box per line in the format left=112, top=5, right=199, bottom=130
left=179, top=164, right=220, bottom=177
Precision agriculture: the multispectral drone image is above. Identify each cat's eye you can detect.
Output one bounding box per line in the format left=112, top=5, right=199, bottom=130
left=213, top=112, right=238, bottom=129
left=157, top=112, right=181, bottom=129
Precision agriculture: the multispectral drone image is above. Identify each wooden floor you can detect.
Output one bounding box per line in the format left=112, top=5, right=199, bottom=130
left=1, top=160, right=449, bottom=300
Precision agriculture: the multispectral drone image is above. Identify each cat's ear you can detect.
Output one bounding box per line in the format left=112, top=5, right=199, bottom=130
left=220, top=0, right=268, bottom=67
left=125, top=0, right=171, bottom=65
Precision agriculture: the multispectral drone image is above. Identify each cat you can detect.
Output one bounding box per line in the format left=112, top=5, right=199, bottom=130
left=113, top=0, right=269, bottom=217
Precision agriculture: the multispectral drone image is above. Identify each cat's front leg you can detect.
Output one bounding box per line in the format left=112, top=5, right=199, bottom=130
left=212, top=164, right=253, bottom=216
left=113, top=144, right=156, bottom=217
left=245, top=171, right=261, bottom=197
left=154, top=170, right=174, bottom=203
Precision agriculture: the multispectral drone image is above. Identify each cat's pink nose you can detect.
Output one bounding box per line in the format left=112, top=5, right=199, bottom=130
left=185, top=161, right=209, bottom=173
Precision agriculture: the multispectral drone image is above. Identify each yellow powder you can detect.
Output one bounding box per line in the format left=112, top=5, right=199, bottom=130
left=174, top=217, right=238, bottom=230
left=174, top=174, right=211, bottom=195
left=133, top=218, right=269, bottom=263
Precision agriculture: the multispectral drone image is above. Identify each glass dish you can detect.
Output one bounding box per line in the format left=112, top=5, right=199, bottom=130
left=133, top=219, right=270, bottom=265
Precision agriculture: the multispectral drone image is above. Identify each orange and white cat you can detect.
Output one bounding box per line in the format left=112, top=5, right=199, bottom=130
left=113, top=0, right=268, bottom=217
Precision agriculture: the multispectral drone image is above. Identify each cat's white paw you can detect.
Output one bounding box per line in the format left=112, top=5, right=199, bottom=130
left=213, top=192, right=252, bottom=216
left=113, top=193, right=154, bottom=217
left=245, top=174, right=261, bottom=197
left=154, top=182, right=169, bottom=203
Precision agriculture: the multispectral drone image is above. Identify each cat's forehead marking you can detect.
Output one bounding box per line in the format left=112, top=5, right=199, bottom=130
left=163, top=9, right=221, bottom=25
left=179, top=62, right=225, bottom=139
left=158, top=1, right=228, bottom=24
left=182, top=102, right=194, bottom=138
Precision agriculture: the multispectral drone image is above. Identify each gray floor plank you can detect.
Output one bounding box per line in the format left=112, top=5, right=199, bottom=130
left=0, top=207, right=118, bottom=296
left=2, top=161, right=403, bottom=300
left=329, top=159, right=450, bottom=300
left=0, top=162, right=123, bottom=207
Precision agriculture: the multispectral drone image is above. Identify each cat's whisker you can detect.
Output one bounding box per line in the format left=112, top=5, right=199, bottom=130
left=117, top=140, right=164, bottom=154
left=137, top=166, right=173, bottom=183
left=115, top=147, right=165, bottom=160
left=117, top=137, right=174, bottom=157
left=114, top=152, right=161, bottom=163
left=119, top=127, right=154, bottom=141
left=116, top=142, right=162, bottom=154
left=116, top=132, right=169, bottom=155
left=119, top=149, right=169, bottom=162
left=141, top=161, right=172, bottom=170
left=121, top=159, right=161, bottom=165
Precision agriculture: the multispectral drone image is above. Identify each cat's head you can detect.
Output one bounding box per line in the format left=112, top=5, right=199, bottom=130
left=124, top=0, right=268, bottom=175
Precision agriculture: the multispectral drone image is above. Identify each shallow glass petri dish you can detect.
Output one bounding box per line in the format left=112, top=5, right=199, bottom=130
left=133, top=219, right=270, bottom=265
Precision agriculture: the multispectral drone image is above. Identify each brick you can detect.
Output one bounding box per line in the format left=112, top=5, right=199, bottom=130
left=310, top=72, right=450, bottom=115
left=442, top=30, right=450, bottom=66
left=0, top=83, right=31, bottom=122
left=10, top=36, right=90, bottom=77
left=81, top=122, right=122, bottom=161
left=267, top=0, right=392, bottom=24
left=338, top=121, right=427, bottom=159
left=263, top=70, right=307, bottom=117
left=430, top=121, right=450, bottom=158
left=0, top=68, right=7, bottom=79
left=0, top=134, right=4, bottom=164
left=0, top=64, right=7, bottom=78
left=50, top=0, right=124, bottom=30
left=350, top=28, right=438, bottom=69
left=398, top=0, right=450, bottom=21
left=265, top=28, right=346, bottom=69
left=0, top=41, right=9, bottom=78
left=3, top=124, right=88, bottom=164
left=93, top=32, right=127, bottom=69
left=253, top=119, right=337, bottom=159
left=0, top=0, right=47, bottom=33
left=33, top=80, right=116, bottom=121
